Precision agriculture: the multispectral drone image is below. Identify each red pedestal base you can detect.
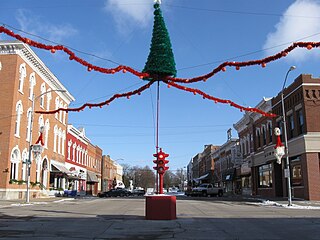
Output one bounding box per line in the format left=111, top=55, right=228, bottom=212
left=145, top=195, right=176, bottom=220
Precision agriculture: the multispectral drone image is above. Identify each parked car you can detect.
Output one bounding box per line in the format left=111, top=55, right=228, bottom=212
left=131, top=189, right=146, bottom=196
left=187, top=183, right=223, bottom=197
left=98, top=188, right=132, bottom=198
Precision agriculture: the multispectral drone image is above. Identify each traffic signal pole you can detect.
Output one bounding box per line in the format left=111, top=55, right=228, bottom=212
left=155, top=80, right=160, bottom=194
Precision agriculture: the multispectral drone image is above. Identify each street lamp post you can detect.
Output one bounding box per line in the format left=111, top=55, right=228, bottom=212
left=281, top=66, right=296, bottom=206
left=26, top=89, right=66, bottom=203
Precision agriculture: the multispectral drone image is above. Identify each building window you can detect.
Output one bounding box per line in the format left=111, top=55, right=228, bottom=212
left=55, top=97, right=59, bottom=119
left=63, top=104, right=67, bottom=125
left=53, top=125, right=58, bottom=152
left=29, top=73, right=36, bottom=100
left=61, top=130, right=65, bottom=156
left=297, top=110, right=304, bottom=135
left=14, top=101, right=23, bottom=137
left=46, top=89, right=52, bottom=111
left=40, top=83, right=46, bottom=108
left=72, top=143, right=76, bottom=161
left=268, top=122, right=272, bottom=143
left=21, top=149, right=28, bottom=181
left=288, top=115, right=294, bottom=138
left=262, top=126, right=267, bottom=146
left=292, top=164, right=302, bottom=186
left=44, top=120, right=50, bottom=148
left=67, top=140, right=72, bottom=160
left=57, top=128, right=62, bottom=154
left=258, top=164, right=272, bottom=188
left=256, top=129, right=261, bottom=148
left=291, top=157, right=303, bottom=186
left=10, top=148, right=20, bottom=180
left=26, top=108, right=32, bottom=142
left=59, top=101, right=63, bottom=122
left=18, top=63, right=26, bottom=93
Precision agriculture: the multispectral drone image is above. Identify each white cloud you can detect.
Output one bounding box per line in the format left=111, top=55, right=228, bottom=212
left=263, top=0, right=320, bottom=62
left=15, top=9, right=77, bottom=43
left=104, top=0, right=153, bottom=34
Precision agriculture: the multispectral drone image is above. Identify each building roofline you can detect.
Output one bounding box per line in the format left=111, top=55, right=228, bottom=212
left=0, top=40, right=75, bottom=103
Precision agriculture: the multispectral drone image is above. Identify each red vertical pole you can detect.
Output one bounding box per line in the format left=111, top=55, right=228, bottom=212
left=155, top=80, right=160, bottom=194
left=159, top=173, right=164, bottom=194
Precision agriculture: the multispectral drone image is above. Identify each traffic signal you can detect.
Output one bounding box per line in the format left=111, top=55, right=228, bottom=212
left=153, top=149, right=169, bottom=174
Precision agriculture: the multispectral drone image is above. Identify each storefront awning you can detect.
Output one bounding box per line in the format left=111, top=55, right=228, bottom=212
left=87, top=171, right=99, bottom=183
left=193, top=173, right=209, bottom=183
left=51, top=162, right=71, bottom=174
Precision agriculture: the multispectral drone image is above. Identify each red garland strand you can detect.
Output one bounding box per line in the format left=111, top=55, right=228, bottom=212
left=164, top=80, right=277, bottom=118
left=1, top=25, right=317, bottom=118
left=165, top=41, right=320, bottom=83
left=36, top=80, right=155, bottom=114
left=1, top=26, right=319, bottom=85
left=0, top=26, right=149, bottom=79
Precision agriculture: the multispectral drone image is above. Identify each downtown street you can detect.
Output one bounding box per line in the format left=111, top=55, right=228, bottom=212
left=0, top=196, right=320, bottom=239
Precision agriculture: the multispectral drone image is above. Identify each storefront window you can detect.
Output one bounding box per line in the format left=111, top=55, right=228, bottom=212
left=291, top=157, right=303, bottom=186
left=258, top=164, right=272, bottom=188
left=292, top=165, right=302, bottom=186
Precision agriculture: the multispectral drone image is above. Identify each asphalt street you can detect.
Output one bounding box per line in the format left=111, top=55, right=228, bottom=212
left=0, top=196, right=320, bottom=239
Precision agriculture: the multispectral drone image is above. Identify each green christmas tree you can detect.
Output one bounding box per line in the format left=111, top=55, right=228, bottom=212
left=143, top=2, right=177, bottom=80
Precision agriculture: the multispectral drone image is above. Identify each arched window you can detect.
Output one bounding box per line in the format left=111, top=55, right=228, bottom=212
left=29, top=72, right=36, bottom=100
left=21, top=148, right=28, bottom=181
left=72, top=143, right=76, bottom=161
left=41, top=158, right=48, bottom=187
left=53, top=125, right=58, bottom=152
left=40, top=83, right=46, bottom=108
left=63, top=104, right=67, bottom=124
left=59, top=101, right=63, bottom=122
left=10, top=147, right=21, bottom=180
left=46, top=88, right=52, bottom=111
left=38, top=115, right=44, bottom=134
left=55, top=97, right=59, bottom=119
left=262, top=125, right=267, bottom=146
left=256, top=128, right=261, bottom=148
left=26, top=107, right=32, bottom=142
left=67, top=140, right=72, bottom=160
left=18, top=63, right=26, bottom=93
left=44, top=119, right=50, bottom=148
left=61, top=130, right=66, bottom=156
left=14, top=101, right=23, bottom=137
left=57, top=128, right=62, bottom=154
left=268, top=122, right=273, bottom=143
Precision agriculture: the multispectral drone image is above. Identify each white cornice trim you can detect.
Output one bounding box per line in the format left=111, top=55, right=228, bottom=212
left=0, top=41, right=75, bottom=103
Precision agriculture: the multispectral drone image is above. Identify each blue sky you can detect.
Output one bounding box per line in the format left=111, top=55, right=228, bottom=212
left=1, top=0, right=320, bottom=171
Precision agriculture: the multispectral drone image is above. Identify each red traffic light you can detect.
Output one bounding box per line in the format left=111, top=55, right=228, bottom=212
left=153, top=148, right=169, bottom=174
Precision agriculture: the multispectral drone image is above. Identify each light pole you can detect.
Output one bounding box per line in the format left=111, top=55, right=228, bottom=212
left=281, top=66, right=296, bottom=206
left=26, top=89, right=66, bottom=203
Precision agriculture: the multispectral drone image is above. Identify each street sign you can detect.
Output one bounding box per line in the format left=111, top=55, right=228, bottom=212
left=284, top=168, right=290, bottom=178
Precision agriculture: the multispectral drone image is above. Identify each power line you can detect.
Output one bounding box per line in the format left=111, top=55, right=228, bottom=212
left=71, top=122, right=232, bottom=129
left=164, top=4, right=320, bottom=19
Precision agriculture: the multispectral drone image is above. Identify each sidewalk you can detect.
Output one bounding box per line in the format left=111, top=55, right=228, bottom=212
left=241, top=195, right=320, bottom=209
left=0, top=196, right=75, bottom=208
left=1, top=194, right=320, bottom=210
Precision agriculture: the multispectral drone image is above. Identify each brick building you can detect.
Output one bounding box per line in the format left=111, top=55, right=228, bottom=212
left=234, top=97, right=273, bottom=197
left=65, top=125, right=89, bottom=195
left=0, top=41, right=74, bottom=199
left=86, top=143, right=102, bottom=195
left=212, top=136, right=241, bottom=193
left=272, top=74, right=320, bottom=200
left=234, top=74, right=320, bottom=200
